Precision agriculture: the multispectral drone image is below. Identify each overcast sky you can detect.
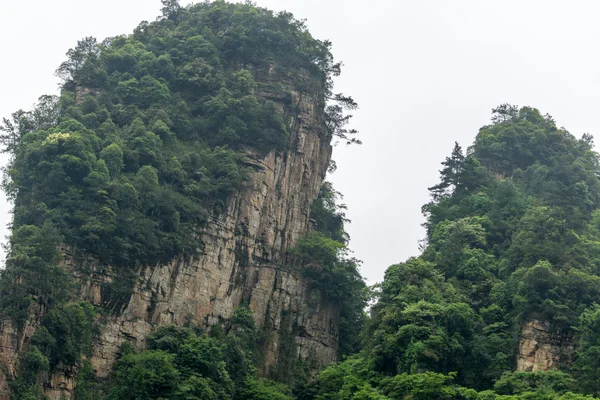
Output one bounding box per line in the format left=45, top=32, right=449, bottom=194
left=2, top=1, right=600, bottom=283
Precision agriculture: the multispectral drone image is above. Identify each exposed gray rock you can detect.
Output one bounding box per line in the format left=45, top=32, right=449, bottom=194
left=516, top=319, right=574, bottom=372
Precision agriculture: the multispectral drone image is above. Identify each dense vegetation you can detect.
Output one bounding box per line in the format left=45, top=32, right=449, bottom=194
left=14, top=306, right=297, bottom=399
left=1, top=0, right=353, bottom=273
left=298, top=105, right=600, bottom=399
left=296, top=182, right=367, bottom=358
left=95, top=307, right=295, bottom=400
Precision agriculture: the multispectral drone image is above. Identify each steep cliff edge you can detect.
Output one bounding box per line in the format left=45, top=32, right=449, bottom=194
left=0, top=2, right=362, bottom=398
left=80, top=76, right=337, bottom=377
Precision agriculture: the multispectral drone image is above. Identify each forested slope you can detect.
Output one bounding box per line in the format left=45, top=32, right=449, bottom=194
left=0, top=1, right=364, bottom=398
left=302, top=105, right=600, bottom=399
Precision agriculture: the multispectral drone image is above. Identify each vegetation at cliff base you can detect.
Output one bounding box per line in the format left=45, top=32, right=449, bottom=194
left=102, top=308, right=295, bottom=400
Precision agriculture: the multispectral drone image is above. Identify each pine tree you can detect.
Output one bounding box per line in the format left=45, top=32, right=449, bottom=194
left=428, top=141, right=465, bottom=200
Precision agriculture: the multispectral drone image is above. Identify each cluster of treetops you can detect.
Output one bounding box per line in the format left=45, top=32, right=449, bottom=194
left=2, top=0, right=600, bottom=399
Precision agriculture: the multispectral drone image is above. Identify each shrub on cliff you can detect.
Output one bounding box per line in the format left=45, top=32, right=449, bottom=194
left=109, top=322, right=292, bottom=400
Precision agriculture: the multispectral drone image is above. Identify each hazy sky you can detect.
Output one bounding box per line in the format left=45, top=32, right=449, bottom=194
left=2, top=1, right=600, bottom=283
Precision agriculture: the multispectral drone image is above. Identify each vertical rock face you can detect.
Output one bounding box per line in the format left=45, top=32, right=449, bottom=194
left=516, top=320, right=574, bottom=372
left=0, top=68, right=337, bottom=399
left=0, top=304, right=43, bottom=397
left=77, top=81, right=338, bottom=379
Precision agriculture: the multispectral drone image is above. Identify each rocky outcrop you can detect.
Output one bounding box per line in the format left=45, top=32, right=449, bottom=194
left=0, top=67, right=337, bottom=399
left=44, top=364, right=77, bottom=400
left=0, top=303, right=43, bottom=395
left=516, top=320, right=574, bottom=372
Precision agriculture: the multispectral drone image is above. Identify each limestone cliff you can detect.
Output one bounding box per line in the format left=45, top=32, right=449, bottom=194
left=0, top=67, right=338, bottom=399
left=516, top=320, right=574, bottom=372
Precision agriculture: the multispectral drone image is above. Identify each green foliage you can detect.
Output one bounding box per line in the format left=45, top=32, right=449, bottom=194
left=8, top=346, right=49, bottom=400
left=428, top=142, right=466, bottom=201
left=23, top=2, right=600, bottom=400
left=366, top=258, right=500, bottom=387
left=109, top=318, right=293, bottom=400
left=223, top=306, right=259, bottom=391
left=32, top=301, right=96, bottom=367
left=301, top=182, right=368, bottom=357
left=0, top=220, right=69, bottom=328
left=240, top=377, right=295, bottom=400
left=8, top=302, right=98, bottom=398
left=147, top=324, right=196, bottom=353
left=573, top=305, right=600, bottom=395
left=305, top=367, right=599, bottom=400
left=75, top=360, right=105, bottom=400
left=298, top=357, right=386, bottom=400
left=175, top=335, right=235, bottom=395
left=109, top=350, right=181, bottom=399
left=310, top=182, right=349, bottom=244
left=309, top=105, right=600, bottom=400
left=380, top=372, right=462, bottom=400
left=493, top=370, right=577, bottom=396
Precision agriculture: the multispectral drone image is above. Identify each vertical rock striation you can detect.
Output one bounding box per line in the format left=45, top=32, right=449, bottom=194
left=516, top=320, right=574, bottom=372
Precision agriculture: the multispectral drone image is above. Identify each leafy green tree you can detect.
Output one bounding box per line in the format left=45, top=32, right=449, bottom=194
left=161, top=0, right=181, bottom=21
left=174, top=335, right=235, bottom=397
left=574, top=305, right=600, bottom=395
left=100, top=143, right=124, bottom=178
left=32, top=302, right=96, bottom=367
left=109, top=324, right=299, bottom=400
left=493, top=370, right=576, bottom=396
left=109, top=350, right=181, bottom=399
left=240, top=378, right=295, bottom=400
left=310, top=182, right=349, bottom=244
left=380, top=372, right=461, bottom=400
left=356, top=105, right=600, bottom=399
left=56, top=37, right=106, bottom=87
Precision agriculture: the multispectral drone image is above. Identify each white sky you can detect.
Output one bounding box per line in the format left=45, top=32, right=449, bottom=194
left=2, top=1, right=600, bottom=284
